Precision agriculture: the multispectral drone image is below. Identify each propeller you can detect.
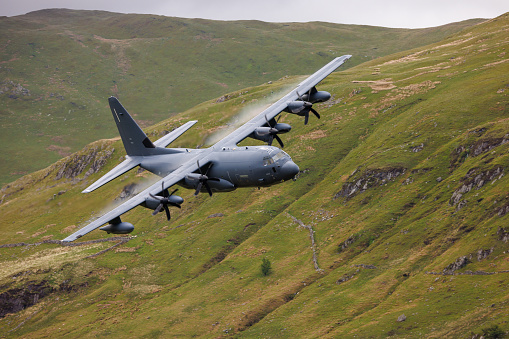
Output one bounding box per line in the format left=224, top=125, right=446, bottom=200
left=297, top=90, right=320, bottom=125
left=194, top=161, right=220, bottom=197
left=265, top=115, right=285, bottom=148
left=149, top=181, right=182, bottom=221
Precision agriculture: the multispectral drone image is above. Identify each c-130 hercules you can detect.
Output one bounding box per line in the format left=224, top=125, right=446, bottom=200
left=63, top=55, right=351, bottom=242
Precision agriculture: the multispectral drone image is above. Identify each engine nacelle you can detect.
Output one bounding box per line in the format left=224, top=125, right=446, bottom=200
left=100, top=222, right=134, bottom=234
left=305, top=90, right=331, bottom=103
left=142, top=195, right=184, bottom=210
left=251, top=123, right=292, bottom=142
left=274, top=123, right=291, bottom=134
left=285, top=101, right=307, bottom=114
left=184, top=174, right=236, bottom=192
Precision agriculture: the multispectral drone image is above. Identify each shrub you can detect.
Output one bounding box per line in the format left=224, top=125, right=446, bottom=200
left=261, top=258, right=272, bottom=276
left=482, top=325, right=505, bottom=339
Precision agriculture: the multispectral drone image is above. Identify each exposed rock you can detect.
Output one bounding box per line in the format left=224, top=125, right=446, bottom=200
left=471, top=136, right=508, bottom=157
left=397, top=314, right=407, bottom=322
left=354, top=264, right=377, bottom=269
left=0, top=282, right=50, bottom=318
left=497, top=204, right=509, bottom=217
left=443, top=255, right=470, bottom=275
left=335, top=167, right=406, bottom=199
left=339, top=235, right=355, bottom=252
left=0, top=80, right=31, bottom=97
left=336, top=273, right=355, bottom=284
left=449, top=166, right=504, bottom=208
left=477, top=248, right=493, bottom=261
left=450, top=134, right=509, bottom=171
left=410, top=143, right=424, bottom=152
left=497, top=227, right=509, bottom=243
left=85, top=148, right=114, bottom=177
left=0, top=280, right=87, bottom=318
left=402, top=177, right=414, bottom=185
left=55, top=145, right=115, bottom=181
left=208, top=213, right=224, bottom=218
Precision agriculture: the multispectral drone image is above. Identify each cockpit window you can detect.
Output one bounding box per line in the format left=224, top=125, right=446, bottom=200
left=263, top=150, right=289, bottom=166
left=263, top=157, right=274, bottom=166
left=272, top=151, right=285, bottom=162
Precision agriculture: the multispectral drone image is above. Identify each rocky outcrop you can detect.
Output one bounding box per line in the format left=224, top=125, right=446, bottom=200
left=443, top=256, right=470, bottom=275
left=55, top=145, right=114, bottom=181
left=0, top=282, right=50, bottom=318
left=0, top=280, right=88, bottom=318
left=450, top=133, right=509, bottom=171
left=449, top=166, right=504, bottom=209
left=498, top=227, right=509, bottom=243
left=334, top=167, right=406, bottom=199
left=0, top=80, right=31, bottom=98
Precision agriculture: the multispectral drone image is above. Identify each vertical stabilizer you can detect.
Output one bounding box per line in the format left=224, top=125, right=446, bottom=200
left=109, top=96, right=155, bottom=156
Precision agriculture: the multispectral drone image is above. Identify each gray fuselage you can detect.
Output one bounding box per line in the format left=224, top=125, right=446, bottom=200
left=138, top=145, right=299, bottom=193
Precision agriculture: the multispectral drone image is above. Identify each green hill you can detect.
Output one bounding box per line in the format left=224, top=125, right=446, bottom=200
left=0, top=9, right=484, bottom=186
left=0, top=11, right=508, bottom=338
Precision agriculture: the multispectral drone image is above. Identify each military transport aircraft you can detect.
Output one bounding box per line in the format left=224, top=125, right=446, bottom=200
left=62, top=55, right=351, bottom=242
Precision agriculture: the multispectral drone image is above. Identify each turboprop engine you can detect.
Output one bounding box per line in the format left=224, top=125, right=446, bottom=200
left=100, top=217, right=134, bottom=234
left=284, top=88, right=332, bottom=125
left=141, top=182, right=183, bottom=221
left=251, top=122, right=291, bottom=147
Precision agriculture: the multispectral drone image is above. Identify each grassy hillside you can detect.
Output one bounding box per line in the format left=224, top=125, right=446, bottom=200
left=0, top=12, right=508, bottom=338
left=0, top=8, right=484, bottom=186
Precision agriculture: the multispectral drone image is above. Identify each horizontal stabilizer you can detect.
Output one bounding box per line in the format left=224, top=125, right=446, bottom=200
left=82, top=156, right=142, bottom=193
left=153, top=120, right=198, bottom=148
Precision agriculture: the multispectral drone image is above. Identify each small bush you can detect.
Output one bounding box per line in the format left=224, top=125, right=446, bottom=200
left=261, top=258, right=271, bottom=276
left=482, top=325, right=505, bottom=339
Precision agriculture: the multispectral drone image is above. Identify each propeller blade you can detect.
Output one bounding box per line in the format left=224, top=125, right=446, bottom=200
left=304, top=112, right=309, bottom=125
left=274, top=135, right=284, bottom=148
left=152, top=203, right=163, bottom=215
left=204, top=183, right=213, bottom=197
left=197, top=160, right=203, bottom=175
left=169, top=188, right=179, bottom=196
left=163, top=204, right=171, bottom=221
left=268, top=135, right=274, bottom=146
left=194, top=182, right=203, bottom=196
left=311, top=108, right=320, bottom=119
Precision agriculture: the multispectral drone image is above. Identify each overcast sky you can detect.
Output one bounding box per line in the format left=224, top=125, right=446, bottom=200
left=1, top=0, right=508, bottom=28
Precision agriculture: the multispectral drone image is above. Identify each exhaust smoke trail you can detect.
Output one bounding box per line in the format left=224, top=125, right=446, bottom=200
left=205, top=79, right=301, bottom=146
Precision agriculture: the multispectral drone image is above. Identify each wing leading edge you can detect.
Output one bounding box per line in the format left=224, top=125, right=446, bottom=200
left=214, top=55, right=351, bottom=148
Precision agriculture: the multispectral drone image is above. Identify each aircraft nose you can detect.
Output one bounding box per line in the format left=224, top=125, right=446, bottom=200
left=281, top=161, right=299, bottom=179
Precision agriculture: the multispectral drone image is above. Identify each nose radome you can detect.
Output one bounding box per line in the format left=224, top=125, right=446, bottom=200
left=281, top=161, right=299, bottom=179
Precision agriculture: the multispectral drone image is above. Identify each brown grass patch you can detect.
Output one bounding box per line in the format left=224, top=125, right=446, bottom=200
left=351, top=79, right=396, bottom=91
left=299, top=130, right=327, bottom=140
left=46, top=145, right=72, bottom=157
left=61, top=225, right=77, bottom=234
left=379, top=51, right=427, bottom=66
left=114, top=246, right=139, bottom=253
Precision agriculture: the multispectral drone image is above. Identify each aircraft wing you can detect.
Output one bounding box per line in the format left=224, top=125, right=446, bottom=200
left=62, top=152, right=208, bottom=242
left=214, top=55, right=351, bottom=148
left=82, top=156, right=142, bottom=193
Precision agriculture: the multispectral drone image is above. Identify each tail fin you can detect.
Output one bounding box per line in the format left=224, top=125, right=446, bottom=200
left=109, top=97, right=156, bottom=156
